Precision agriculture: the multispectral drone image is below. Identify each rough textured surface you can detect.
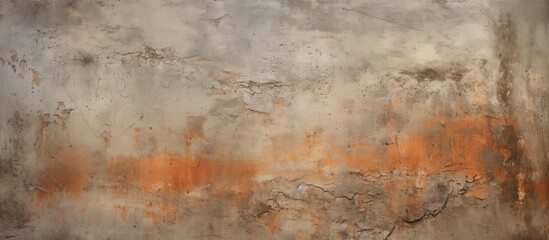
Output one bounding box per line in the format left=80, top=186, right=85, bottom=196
left=0, top=0, right=548, bottom=239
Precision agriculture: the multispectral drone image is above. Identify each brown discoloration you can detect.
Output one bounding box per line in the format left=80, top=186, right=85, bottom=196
left=400, top=68, right=465, bottom=82
left=31, top=69, right=42, bottom=86
left=10, top=51, right=17, bottom=63
left=101, top=130, right=112, bottom=147
left=133, top=127, right=141, bottom=150
left=216, top=71, right=240, bottom=82
left=403, top=68, right=444, bottom=82
left=341, top=99, right=354, bottom=112
left=18, top=59, right=27, bottom=69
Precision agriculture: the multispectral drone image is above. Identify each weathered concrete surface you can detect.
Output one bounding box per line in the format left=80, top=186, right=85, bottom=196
left=0, top=0, right=548, bottom=239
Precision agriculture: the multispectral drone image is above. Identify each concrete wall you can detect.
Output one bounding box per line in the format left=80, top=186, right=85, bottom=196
left=0, top=0, right=547, bottom=239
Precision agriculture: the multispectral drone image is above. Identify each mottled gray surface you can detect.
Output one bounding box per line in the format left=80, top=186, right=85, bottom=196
left=0, top=0, right=548, bottom=239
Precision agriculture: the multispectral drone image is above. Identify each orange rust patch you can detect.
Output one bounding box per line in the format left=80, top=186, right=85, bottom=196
left=340, top=114, right=511, bottom=175
left=107, top=151, right=257, bottom=197
left=534, top=174, right=549, bottom=206
left=35, top=150, right=94, bottom=202
left=254, top=114, right=514, bottom=184
left=144, top=210, right=161, bottom=222
left=467, top=185, right=489, bottom=199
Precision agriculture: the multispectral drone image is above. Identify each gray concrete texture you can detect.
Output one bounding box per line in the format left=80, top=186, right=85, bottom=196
left=0, top=0, right=548, bottom=239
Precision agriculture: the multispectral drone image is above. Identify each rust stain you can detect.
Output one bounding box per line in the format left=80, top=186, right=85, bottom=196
left=31, top=111, right=540, bottom=229
left=534, top=174, right=548, bottom=205
left=467, top=185, right=489, bottom=199
left=107, top=151, right=257, bottom=197
left=35, top=150, right=95, bottom=202
left=143, top=210, right=160, bottom=222
left=253, top=113, right=516, bottom=185
left=341, top=114, right=512, bottom=176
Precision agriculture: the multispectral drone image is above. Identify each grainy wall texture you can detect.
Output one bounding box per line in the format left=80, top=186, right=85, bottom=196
left=0, top=0, right=548, bottom=239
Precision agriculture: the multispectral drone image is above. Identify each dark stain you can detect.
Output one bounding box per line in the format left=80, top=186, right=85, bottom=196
left=10, top=0, right=77, bottom=26
left=493, top=120, right=542, bottom=240
left=492, top=14, right=518, bottom=108
left=2, top=111, right=24, bottom=177
left=74, top=52, right=95, bottom=66
left=401, top=68, right=464, bottom=82
left=0, top=112, right=29, bottom=232
left=0, top=192, right=28, bottom=229
left=434, top=0, right=451, bottom=11
left=446, top=70, right=464, bottom=81
left=8, top=0, right=103, bottom=27
left=514, top=211, right=547, bottom=240
left=497, top=122, right=525, bottom=204
left=138, top=47, right=167, bottom=62
left=18, top=60, right=27, bottom=70
left=43, top=226, right=80, bottom=240
left=275, top=0, right=344, bottom=33
left=9, top=51, right=18, bottom=73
